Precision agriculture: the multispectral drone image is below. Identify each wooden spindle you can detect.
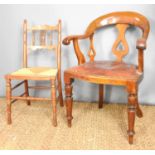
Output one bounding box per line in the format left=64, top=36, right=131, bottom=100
left=138, top=49, right=144, bottom=73
left=32, top=31, right=35, bottom=46
left=50, top=31, right=52, bottom=46
left=40, top=30, right=46, bottom=46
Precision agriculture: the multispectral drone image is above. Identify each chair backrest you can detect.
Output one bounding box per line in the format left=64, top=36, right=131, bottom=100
left=23, top=20, right=61, bottom=71
left=85, top=12, right=150, bottom=62
left=63, top=11, right=149, bottom=67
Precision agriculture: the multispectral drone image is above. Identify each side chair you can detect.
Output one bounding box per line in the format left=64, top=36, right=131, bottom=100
left=63, top=12, right=150, bottom=144
left=5, top=19, right=63, bottom=127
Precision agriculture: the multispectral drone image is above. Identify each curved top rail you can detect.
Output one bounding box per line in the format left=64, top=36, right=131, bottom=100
left=85, top=11, right=150, bottom=39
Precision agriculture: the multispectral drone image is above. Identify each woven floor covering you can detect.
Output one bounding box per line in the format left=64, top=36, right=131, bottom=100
left=0, top=98, right=155, bottom=150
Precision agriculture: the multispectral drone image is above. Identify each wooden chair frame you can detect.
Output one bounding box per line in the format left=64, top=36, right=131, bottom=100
left=5, top=19, right=63, bottom=127
left=63, top=12, right=150, bottom=144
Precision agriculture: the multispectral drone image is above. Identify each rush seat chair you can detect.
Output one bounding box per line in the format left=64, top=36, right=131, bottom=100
left=5, top=19, right=63, bottom=127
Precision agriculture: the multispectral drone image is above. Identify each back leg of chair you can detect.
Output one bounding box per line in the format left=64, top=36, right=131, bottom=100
left=6, top=78, right=12, bottom=124
left=98, top=84, right=104, bottom=108
left=135, top=91, right=143, bottom=118
left=57, top=73, right=63, bottom=107
left=51, top=79, right=57, bottom=127
left=24, top=80, right=31, bottom=105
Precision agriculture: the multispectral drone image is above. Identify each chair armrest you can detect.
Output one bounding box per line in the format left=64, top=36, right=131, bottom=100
left=136, top=38, right=146, bottom=50
left=62, top=34, right=89, bottom=64
left=62, top=34, right=89, bottom=45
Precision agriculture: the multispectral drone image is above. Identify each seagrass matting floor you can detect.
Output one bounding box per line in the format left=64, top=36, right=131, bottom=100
left=0, top=98, right=155, bottom=150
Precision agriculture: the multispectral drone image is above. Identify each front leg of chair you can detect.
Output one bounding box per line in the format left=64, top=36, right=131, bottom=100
left=24, top=80, right=31, bottom=106
left=6, top=78, right=12, bottom=124
left=127, top=83, right=137, bottom=144
left=127, top=93, right=136, bottom=144
left=64, top=75, right=73, bottom=127
left=99, top=84, right=104, bottom=108
left=51, top=79, right=57, bottom=127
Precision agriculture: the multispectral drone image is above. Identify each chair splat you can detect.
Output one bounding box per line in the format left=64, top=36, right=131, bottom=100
left=112, top=24, right=129, bottom=62
left=88, top=34, right=96, bottom=62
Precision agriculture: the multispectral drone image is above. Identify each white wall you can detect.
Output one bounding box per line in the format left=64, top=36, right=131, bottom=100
left=0, top=4, right=155, bottom=105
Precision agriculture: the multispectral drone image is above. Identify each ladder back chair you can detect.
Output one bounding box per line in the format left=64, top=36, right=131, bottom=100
left=63, top=12, right=150, bottom=144
left=5, top=19, right=63, bottom=127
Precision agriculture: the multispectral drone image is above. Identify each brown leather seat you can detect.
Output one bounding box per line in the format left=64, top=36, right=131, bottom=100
left=65, top=61, right=141, bottom=84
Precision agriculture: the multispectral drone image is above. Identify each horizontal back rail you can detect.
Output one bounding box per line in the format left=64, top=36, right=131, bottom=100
left=28, top=45, right=57, bottom=51
left=27, top=25, right=58, bottom=31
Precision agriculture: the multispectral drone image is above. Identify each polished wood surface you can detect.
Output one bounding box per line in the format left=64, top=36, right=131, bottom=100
left=63, top=11, right=150, bottom=144
left=112, top=24, right=129, bottom=61
left=65, top=61, right=142, bottom=84
left=5, top=19, right=63, bottom=127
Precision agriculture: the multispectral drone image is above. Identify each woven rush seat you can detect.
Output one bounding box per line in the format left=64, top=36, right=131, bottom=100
left=11, top=67, right=58, bottom=77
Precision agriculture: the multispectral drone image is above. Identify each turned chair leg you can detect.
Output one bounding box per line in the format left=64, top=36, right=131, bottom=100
left=6, top=78, right=12, bottom=124
left=99, top=84, right=104, bottom=108
left=51, top=80, right=57, bottom=127
left=127, top=84, right=137, bottom=144
left=24, top=80, right=31, bottom=106
left=57, top=73, right=64, bottom=107
left=65, top=77, right=73, bottom=127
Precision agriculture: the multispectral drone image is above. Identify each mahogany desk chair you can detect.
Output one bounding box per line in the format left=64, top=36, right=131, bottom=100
left=63, top=12, right=150, bottom=144
left=5, top=20, right=63, bottom=127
